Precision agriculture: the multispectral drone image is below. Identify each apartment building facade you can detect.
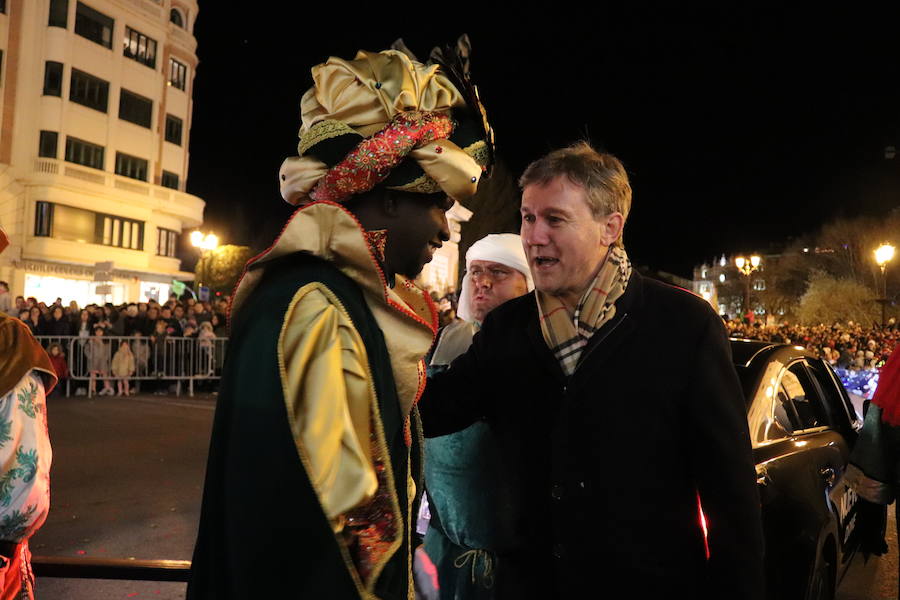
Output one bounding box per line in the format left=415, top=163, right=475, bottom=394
left=0, top=0, right=203, bottom=306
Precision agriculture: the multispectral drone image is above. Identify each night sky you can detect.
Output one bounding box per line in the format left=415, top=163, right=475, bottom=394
left=183, top=8, right=900, bottom=278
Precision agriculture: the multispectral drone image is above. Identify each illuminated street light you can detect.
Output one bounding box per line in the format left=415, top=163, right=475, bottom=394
left=735, top=254, right=762, bottom=320
left=191, top=231, right=219, bottom=251
left=874, top=243, right=895, bottom=325
left=191, top=231, right=221, bottom=294
left=875, top=244, right=895, bottom=269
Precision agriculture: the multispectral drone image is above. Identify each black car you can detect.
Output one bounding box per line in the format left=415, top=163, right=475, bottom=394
left=732, top=339, right=862, bottom=600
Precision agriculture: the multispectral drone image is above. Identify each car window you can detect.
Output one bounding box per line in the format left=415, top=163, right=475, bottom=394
left=748, top=360, right=829, bottom=445
left=807, top=358, right=860, bottom=429
left=747, top=361, right=790, bottom=444
left=784, top=361, right=830, bottom=431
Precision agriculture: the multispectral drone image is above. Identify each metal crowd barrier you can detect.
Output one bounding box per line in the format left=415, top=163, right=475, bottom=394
left=35, top=335, right=228, bottom=397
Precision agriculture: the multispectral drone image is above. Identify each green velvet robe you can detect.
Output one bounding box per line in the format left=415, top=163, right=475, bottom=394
left=187, top=253, right=422, bottom=600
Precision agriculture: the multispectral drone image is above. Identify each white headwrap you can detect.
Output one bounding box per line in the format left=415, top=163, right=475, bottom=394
left=457, top=233, right=533, bottom=323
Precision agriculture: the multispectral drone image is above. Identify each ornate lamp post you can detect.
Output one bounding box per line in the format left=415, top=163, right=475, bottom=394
left=191, top=231, right=220, bottom=295
left=735, top=254, right=761, bottom=319
left=874, top=243, right=895, bottom=325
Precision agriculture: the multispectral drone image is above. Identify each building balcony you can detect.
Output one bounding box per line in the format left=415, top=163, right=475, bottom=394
left=31, top=158, right=204, bottom=228
left=115, top=0, right=164, bottom=19
left=167, top=22, right=197, bottom=53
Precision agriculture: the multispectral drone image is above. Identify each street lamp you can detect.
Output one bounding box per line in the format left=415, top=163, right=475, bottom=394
left=735, top=254, right=762, bottom=320
left=874, top=243, right=895, bottom=325
left=191, top=231, right=220, bottom=295
left=190, top=231, right=219, bottom=251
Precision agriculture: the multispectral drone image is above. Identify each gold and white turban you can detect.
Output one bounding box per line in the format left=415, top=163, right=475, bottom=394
left=279, top=48, right=492, bottom=206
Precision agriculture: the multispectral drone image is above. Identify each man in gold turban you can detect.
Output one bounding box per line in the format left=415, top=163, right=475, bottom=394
left=187, top=41, right=493, bottom=600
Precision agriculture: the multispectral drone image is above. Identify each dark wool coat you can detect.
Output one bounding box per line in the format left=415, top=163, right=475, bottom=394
left=419, top=271, right=765, bottom=600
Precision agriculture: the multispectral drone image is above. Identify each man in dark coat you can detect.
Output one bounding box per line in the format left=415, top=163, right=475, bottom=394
left=419, top=142, right=765, bottom=599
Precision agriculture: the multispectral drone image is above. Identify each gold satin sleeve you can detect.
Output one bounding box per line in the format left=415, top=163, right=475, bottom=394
left=278, top=283, right=378, bottom=530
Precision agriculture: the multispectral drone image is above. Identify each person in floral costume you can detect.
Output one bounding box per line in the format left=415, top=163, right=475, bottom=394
left=0, top=227, right=56, bottom=599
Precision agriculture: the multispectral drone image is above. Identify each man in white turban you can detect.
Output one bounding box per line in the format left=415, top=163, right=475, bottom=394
left=429, top=234, right=531, bottom=369
left=420, top=233, right=531, bottom=599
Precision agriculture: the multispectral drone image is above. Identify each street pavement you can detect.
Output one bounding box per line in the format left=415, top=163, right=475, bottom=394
left=836, top=503, right=899, bottom=599
left=32, top=392, right=215, bottom=600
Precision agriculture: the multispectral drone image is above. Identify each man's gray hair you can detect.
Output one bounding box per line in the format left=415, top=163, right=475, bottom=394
left=518, top=142, right=632, bottom=243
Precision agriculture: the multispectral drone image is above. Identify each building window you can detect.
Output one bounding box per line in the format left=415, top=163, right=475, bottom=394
left=70, top=68, right=108, bottom=112
left=164, top=114, right=182, bottom=145
left=74, top=2, right=113, bottom=49
left=157, top=227, right=178, bottom=257
left=64, top=136, right=104, bottom=170
left=169, top=8, right=183, bottom=27
left=55, top=204, right=97, bottom=244
left=34, top=202, right=144, bottom=249
left=119, top=89, right=152, bottom=128
left=0, top=1, right=6, bottom=14
left=753, top=279, right=766, bottom=291
left=168, top=58, right=186, bottom=91
left=34, top=202, right=53, bottom=237
left=115, top=152, right=148, bottom=181
left=98, top=214, right=143, bottom=250
left=161, top=171, right=179, bottom=190
left=39, top=131, right=59, bottom=159
left=123, top=26, right=156, bottom=69
left=48, top=0, right=68, bottom=27
left=43, top=61, right=63, bottom=96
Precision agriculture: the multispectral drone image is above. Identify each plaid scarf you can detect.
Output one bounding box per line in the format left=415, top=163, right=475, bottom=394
left=536, top=246, right=632, bottom=376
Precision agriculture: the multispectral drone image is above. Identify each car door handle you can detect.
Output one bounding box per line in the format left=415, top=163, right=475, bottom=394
left=820, top=467, right=836, bottom=486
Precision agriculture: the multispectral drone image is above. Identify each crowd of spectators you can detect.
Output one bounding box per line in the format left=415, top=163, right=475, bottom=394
left=0, top=286, right=229, bottom=396
left=725, top=319, right=899, bottom=371
left=4, top=292, right=230, bottom=340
